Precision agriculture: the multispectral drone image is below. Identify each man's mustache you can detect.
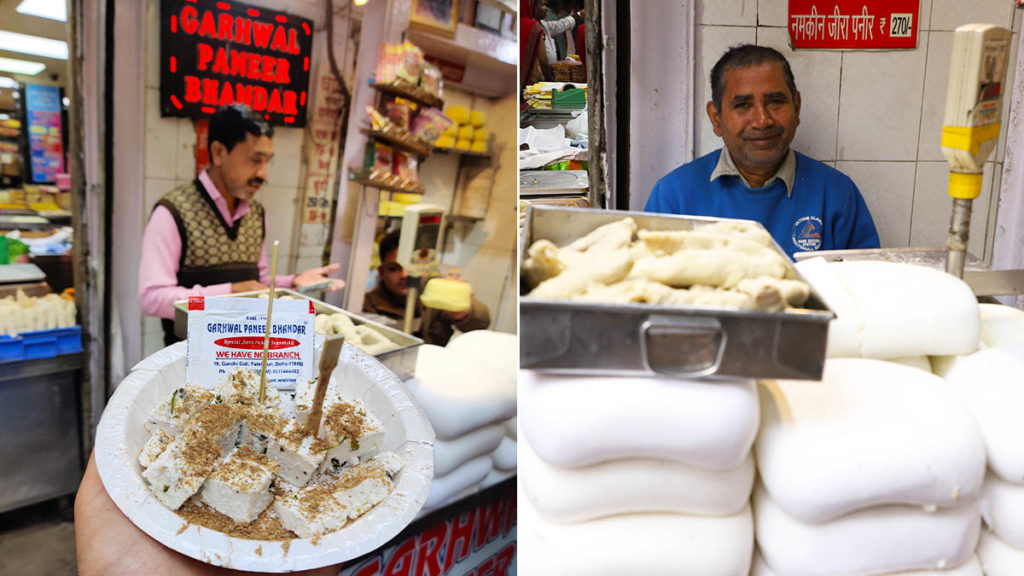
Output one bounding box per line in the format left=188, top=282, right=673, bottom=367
left=742, top=128, right=784, bottom=140
left=248, top=178, right=265, bottom=187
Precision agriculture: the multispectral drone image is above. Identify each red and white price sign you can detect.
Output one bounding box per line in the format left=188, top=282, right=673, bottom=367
left=789, top=0, right=920, bottom=50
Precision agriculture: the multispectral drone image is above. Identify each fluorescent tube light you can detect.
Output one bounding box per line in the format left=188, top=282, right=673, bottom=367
left=0, top=57, right=46, bottom=76
left=0, top=31, right=68, bottom=60
left=16, top=0, right=66, bottom=22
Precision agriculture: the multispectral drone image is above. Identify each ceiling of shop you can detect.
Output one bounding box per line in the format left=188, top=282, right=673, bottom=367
left=0, top=0, right=69, bottom=88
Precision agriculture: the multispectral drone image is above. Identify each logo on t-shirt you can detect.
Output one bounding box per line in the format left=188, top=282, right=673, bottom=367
left=792, top=216, right=823, bottom=251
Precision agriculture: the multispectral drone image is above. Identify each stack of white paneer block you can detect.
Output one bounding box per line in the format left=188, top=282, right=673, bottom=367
left=406, top=330, right=517, bottom=513
left=138, top=368, right=402, bottom=539
left=517, top=369, right=758, bottom=576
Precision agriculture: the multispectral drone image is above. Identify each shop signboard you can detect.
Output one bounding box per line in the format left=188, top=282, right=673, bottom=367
left=24, top=83, right=64, bottom=183
left=160, top=0, right=314, bottom=126
left=789, top=0, right=919, bottom=50
left=339, top=480, right=516, bottom=576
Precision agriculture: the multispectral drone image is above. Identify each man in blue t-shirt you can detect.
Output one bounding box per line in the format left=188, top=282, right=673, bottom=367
left=646, top=44, right=880, bottom=259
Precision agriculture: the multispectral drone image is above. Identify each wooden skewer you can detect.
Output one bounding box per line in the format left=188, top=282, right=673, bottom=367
left=307, top=335, right=345, bottom=436
left=258, top=241, right=280, bottom=404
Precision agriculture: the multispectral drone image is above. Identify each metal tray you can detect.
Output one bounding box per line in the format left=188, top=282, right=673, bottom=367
left=520, top=206, right=835, bottom=381
left=173, top=289, right=422, bottom=381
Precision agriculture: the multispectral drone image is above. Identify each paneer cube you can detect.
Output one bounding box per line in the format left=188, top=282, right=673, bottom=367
left=266, top=421, right=328, bottom=487
left=200, top=446, right=279, bottom=522
left=138, top=428, right=173, bottom=469
left=273, top=482, right=350, bottom=538
left=145, top=384, right=215, bottom=436
left=317, top=398, right=385, bottom=473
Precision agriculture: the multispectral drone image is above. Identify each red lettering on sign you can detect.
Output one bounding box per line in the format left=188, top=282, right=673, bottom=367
left=202, top=77, right=218, bottom=104
left=197, top=10, right=217, bottom=38
left=288, top=28, right=299, bottom=54
left=475, top=501, right=501, bottom=549
left=270, top=26, right=287, bottom=52
left=252, top=86, right=268, bottom=110
left=234, top=16, right=251, bottom=44
left=218, top=82, right=234, bottom=106
left=217, top=12, right=233, bottom=40
left=261, top=55, right=276, bottom=82
left=184, top=76, right=201, bottom=102
left=197, top=43, right=213, bottom=70
left=181, top=6, right=199, bottom=34
left=267, top=88, right=282, bottom=113
left=234, top=83, right=252, bottom=106
left=492, top=543, right=515, bottom=576
left=211, top=46, right=230, bottom=74
left=283, top=90, right=298, bottom=115
left=383, top=537, right=416, bottom=576
left=444, top=510, right=475, bottom=573
left=276, top=58, right=291, bottom=83
left=414, top=522, right=447, bottom=576
left=253, top=20, right=273, bottom=48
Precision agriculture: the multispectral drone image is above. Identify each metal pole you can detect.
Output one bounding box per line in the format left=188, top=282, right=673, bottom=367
left=945, top=197, right=973, bottom=278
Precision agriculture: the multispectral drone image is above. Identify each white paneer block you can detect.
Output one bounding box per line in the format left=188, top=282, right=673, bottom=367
left=138, top=428, right=173, bottom=469
left=946, top=349, right=1024, bottom=484
left=409, top=344, right=517, bottom=440
left=757, top=358, right=986, bottom=522
left=520, top=370, right=758, bottom=469
left=273, top=484, right=349, bottom=539
left=445, top=330, right=518, bottom=386
left=216, top=368, right=284, bottom=413
left=141, top=404, right=241, bottom=509
left=755, top=485, right=981, bottom=576
left=434, top=423, right=505, bottom=477
left=491, top=436, right=516, bottom=472
left=235, top=406, right=287, bottom=454
left=200, top=446, right=279, bottom=523
left=318, top=398, right=385, bottom=473
left=266, top=421, right=327, bottom=487
left=979, top=303, right=1024, bottom=350
left=751, top=551, right=983, bottom=576
left=978, top=531, right=1024, bottom=576
left=518, top=494, right=753, bottom=576
left=293, top=376, right=340, bottom=428
left=796, top=259, right=980, bottom=359
left=888, top=356, right=933, bottom=372
left=982, top=473, right=1024, bottom=548
left=144, top=384, right=215, bottom=436
left=521, top=434, right=753, bottom=523
left=333, top=476, right=392, bottom=520
left=504, top=417, right=516, bottom=441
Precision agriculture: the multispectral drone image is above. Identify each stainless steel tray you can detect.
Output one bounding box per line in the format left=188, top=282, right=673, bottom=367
left=520, top=206, right=835, bottom=380
left=173, top=289, right=422, bottom=381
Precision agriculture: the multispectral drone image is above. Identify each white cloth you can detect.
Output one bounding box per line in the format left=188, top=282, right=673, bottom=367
left=521, top=433, right=753, bottom=523
left=519, top=493, right=753, bottom=576
left=539, top=14, right=576, bottom=64
left=755, top=484, right=981, bottom=576
left=979, top=303, right=1024, bottom=349
left=982, top=472, right=1024, bottom=548
left=519, top=370, right=759, bottom=469
left=757, top=359, right=986, bottom=522
left=945, top=348, right=1024, bottom=484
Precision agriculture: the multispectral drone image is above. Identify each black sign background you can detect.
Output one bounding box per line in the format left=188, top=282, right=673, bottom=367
left=160, top=0, right=313, bottom=127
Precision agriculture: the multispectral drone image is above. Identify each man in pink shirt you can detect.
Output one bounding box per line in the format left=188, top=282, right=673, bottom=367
left=139, top=105, right=344, bottom=345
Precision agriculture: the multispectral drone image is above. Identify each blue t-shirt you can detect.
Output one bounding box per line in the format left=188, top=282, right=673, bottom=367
left=645, top=149, right=880, bottom=259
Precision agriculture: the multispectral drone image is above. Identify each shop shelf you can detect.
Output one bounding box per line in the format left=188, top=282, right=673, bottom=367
left=0, top=335, right=24, bottom=363
left=369, top=80, right=444, bottom=109
left=361, top=127, right=432, bottom=157
left=21, top=331, right=57, bottom=360
left=349, top=170, right=425, bottom=195
left=53, top=325, right=83, bottom=354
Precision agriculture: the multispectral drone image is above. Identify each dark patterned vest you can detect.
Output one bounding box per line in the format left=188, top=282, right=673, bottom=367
left=156, top=179, right=264, bottom=343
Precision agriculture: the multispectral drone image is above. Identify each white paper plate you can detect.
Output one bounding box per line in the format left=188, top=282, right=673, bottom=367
left=95, top=342, right=435, bottom=572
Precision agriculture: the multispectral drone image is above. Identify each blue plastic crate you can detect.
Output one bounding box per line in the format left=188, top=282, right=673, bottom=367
left=0, top=335, right=25, bottom=363
left=21, top=330, right=58, bottom=360
left=53, top=325, right=83, bottom=354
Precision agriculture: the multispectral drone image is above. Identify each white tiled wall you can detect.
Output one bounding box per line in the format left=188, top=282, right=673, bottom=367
left=693, top=0, right=1020, bottom=262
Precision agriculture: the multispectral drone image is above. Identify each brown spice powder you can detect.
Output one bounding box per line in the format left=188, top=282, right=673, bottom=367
left=323, top=402, right=368, bottom=442
left=176, top=501, right=296, bottom=541
left=211, top=446, right=280, bottom=492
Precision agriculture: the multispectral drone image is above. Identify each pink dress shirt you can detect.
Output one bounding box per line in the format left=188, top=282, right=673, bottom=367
left=139, top=170, right=295, bottom=319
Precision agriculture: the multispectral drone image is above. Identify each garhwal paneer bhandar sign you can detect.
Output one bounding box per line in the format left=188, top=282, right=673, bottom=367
left=160, top=0, right=313, bottom=127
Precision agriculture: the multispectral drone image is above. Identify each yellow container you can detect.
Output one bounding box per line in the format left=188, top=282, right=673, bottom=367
left=445, top=105, right=470, bottom=125
left=442, top=122, right=458, bottom=136
left=472, top=128, right=489, bottom=142
left=455, top=138, right=471, bottom=150
left=457, top=125, right=475, bottom=140
left=434, top=134, right=456, bottom=148
left=470, top=141, right=488, bottom=154
left=469, top=110, right=486, bottom=127
left=393, top=192, right=423, bottom=204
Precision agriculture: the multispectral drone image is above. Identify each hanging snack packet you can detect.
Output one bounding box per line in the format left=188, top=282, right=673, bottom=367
left=421, top=63, right=443, bottom=97
left=393, top=152, right=419, bottom=183
left=397, top=41, right=424, bottom=85
left=386, top=98, right=414, bottom=130
left=410, top=107, right=455, bottom=143
left=186, top=296, right=316, bottom=391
